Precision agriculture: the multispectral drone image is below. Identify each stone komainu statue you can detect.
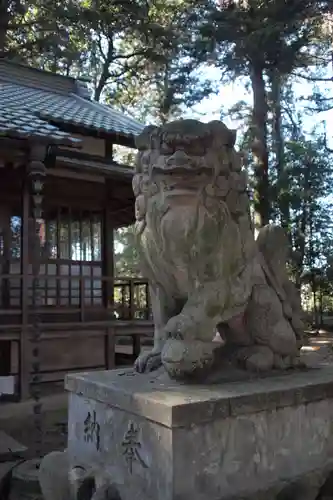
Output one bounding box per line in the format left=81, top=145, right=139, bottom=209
left=133, top=119, right=304, bottom=381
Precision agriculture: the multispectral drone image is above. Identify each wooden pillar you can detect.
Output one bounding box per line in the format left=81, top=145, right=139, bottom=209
left=0, top=206, right=12, bottom=377
left=102, top=207, right=114, bottom=313
left=103, top=179, right=115, bottom=369
left=105, top=141, right=113, bottom=162
left=20, top=144, right=46, bottom=400
left=20, top=178, right=30, bottom=400
left=0, top=206, right=11, bottom=308
left=103, top=209, right=115, bottom=369
left=104, top=326, right=116, bottom=369
left=27, top=143, right=46, bottom=451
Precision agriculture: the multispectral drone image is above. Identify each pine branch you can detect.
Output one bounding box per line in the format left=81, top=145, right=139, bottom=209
left=293, top=72, right=333, bottom=82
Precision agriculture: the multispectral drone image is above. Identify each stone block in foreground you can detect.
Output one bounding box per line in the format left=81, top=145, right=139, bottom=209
left=65, top=367, right=333, bottom=500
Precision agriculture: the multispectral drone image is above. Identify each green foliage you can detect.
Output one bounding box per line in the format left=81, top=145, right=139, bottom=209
left=3, top=0, right=89, bottom=71
left=114, top=226, right=141, bottom=277
left=285, top=133, right=333, bottom=271
left=102, top=0, right=217, bottom=123
left=206, top=0, right=330, bottom=75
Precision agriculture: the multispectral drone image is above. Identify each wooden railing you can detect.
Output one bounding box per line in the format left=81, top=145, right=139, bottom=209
left=113, top=277, right=151, bottom=320
left=0, top=274, right=151, bottom=324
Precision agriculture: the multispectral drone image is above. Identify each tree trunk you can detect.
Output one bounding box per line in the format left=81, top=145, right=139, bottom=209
left=319, top=287, right=323, bottom=327
left=270, top=71, right=290, bottom=233
left=250, top=64, right=270, bottom=229
left=159, top=64, right=172, bottom=125
left=94, top=36, right=113, bottom=102
left=94, top=64, right=109, bottom=102
left=293, top=195, right=310, bottom=288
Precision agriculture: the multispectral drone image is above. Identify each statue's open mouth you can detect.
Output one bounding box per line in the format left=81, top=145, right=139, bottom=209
left=153, top=174, right=204, bottom=196
left=151, top=150, right=214, bottom=196
left=152, top=164, right=213, bottom=176
left=152, top=161, right=213, bottom=196
left=163, top=187, right=197, bottom=197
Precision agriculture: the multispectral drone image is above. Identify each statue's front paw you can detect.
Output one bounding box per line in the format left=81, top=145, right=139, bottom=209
left=237, top=345, right=274, bottom=372
left=162, top=339, right=216, bottom=380
left=134, top=349, right=162, bottom=373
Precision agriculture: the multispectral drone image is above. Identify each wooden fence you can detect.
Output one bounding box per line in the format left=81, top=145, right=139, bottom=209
left=0, top=274, right=151, bottom=323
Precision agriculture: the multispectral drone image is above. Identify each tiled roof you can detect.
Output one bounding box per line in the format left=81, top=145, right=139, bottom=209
left=0, top=104, right=81, bottom=145
left=0, top=59, right=145, bottom=143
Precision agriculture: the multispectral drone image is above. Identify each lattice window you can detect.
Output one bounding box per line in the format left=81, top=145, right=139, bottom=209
left=10, top=216, right=21, bottom=259
left=40, top=208, right=103, bottom=307
left=5, top=209, right=103, bottom=308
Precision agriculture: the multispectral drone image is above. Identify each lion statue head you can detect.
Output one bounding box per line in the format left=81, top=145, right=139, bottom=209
left=133, top=119, right=256, bottom=302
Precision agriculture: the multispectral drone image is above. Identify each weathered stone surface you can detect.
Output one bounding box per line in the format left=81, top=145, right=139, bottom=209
left=9, top=459, right=42, bottom=500
left=39, top=451, right=71, bottom=500
left=132, top=118, right=305, bottom=381
left=0, top=430, right=27, bottom=462
left=63, top=367, right=333, bottom=500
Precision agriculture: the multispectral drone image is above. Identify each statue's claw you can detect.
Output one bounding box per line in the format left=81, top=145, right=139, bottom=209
left=134, top=349, right=162, bottom=373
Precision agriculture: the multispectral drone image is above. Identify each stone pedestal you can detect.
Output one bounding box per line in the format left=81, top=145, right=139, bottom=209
left=65, top=367, right=333, bottom=500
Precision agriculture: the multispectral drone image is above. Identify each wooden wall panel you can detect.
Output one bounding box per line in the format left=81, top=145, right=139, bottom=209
left=36, top=334, right=105, bottom=372
left=58, top=134, right=106, bottom=158
left=9, top=333, right=105, bottom=375
left=11, top=340, right=19, bottom=374
left=43, top=177, right=107, bottom=211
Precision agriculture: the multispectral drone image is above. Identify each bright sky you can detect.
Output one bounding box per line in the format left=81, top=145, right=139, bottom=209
left=185, top=66, right=333, bottom=146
